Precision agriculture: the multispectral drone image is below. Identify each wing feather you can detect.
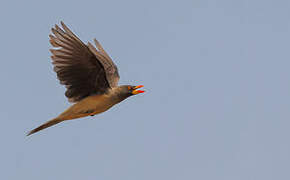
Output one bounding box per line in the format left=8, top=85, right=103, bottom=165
left=49, top=22, right=119, bottom=102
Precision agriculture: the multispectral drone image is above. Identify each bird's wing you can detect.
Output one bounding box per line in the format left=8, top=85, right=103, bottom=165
left=49, top=22, right=120, bottom=102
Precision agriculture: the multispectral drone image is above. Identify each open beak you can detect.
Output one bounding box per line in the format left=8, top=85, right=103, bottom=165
left=132, top=85, right=145, bottom=95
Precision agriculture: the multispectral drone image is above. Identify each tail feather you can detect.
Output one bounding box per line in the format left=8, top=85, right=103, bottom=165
left=27, top=118, right=63, bottom=136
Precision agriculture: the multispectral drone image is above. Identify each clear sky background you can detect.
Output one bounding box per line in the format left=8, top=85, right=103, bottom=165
left=0, top=0, right=290, bottom=179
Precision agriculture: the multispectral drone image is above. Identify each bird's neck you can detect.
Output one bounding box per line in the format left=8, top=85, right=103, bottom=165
left=106, top=87, right=131, bottom=104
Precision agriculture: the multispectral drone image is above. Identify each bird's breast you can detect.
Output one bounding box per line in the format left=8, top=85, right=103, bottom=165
left=58, top=94, right=118, bottom=120
left=83, top=95, right=116, bottom=114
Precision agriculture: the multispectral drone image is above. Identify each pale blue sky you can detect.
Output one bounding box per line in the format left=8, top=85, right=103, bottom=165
left=1, top=0, right=290, bottom=179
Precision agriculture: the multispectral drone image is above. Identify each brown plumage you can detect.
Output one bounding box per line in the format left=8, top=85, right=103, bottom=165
left=27, top=22, right=144, bottom=136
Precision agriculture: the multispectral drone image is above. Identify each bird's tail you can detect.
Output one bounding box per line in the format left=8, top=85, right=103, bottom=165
left=27, top=118, right=63, bottom=136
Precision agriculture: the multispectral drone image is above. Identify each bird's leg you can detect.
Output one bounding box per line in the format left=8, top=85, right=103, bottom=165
left=82, top=109, right=95, bottom=116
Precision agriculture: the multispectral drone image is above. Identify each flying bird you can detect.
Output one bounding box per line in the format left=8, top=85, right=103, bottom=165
left=27, top=22, right=145, bottom=136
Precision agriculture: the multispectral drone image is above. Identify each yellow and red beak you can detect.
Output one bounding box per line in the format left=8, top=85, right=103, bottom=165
left=132, top=85, right=145, bottom=95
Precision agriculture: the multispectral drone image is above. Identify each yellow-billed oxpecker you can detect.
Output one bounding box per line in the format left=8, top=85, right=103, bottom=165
left=27, top=22, right=145, bottom=136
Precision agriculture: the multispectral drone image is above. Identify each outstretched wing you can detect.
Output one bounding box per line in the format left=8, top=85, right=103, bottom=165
left=49, top=22, right=120, bottom=102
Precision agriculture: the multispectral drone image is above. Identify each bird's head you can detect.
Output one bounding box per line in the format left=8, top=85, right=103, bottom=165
left=117, top=85, right=145, bottom=96
left=112, top=85, right=145, bottom=102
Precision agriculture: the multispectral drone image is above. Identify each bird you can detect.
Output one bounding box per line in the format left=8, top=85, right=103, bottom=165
left=27, top=22, right=145, bottom=136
